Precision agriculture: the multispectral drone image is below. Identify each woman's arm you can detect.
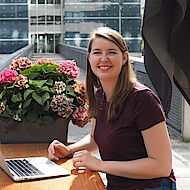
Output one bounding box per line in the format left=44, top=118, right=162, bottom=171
left=48, top=119, right=99, bottom=160
left=73, top=121, right=172, bottom=179
left=68, top=119, right=98, bottom=153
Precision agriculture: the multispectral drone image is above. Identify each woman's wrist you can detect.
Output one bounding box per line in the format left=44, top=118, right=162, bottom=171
left=67, top=146, right=74, bottom=157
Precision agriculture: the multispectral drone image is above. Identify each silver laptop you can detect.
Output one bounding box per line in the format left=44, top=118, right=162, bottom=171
left=0, top=150, right=70, bottom=181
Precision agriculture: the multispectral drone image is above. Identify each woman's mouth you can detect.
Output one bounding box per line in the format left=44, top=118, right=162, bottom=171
left=98, top=66, right=112, bottom=71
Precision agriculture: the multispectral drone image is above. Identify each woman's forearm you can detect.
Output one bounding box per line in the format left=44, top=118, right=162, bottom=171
left=99, top=156, right=171, bottom=179
left=68, top=134, right=99, bottom=153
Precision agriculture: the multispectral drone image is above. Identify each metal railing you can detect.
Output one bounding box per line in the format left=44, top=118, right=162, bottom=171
left=0, top=45, right=34, bottom=71
left=58, top=44, right=87, bottom=70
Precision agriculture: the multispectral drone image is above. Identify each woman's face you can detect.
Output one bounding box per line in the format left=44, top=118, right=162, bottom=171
left=88, top=37, right=128, bottom=84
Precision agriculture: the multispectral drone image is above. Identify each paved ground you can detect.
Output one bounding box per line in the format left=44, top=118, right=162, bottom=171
left=170, top=135, right=190, bottom=190
left=33, top=53, right=190, bottom=189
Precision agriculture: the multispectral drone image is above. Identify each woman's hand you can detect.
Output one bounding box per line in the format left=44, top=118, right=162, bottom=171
left=72, top=150, right=102, bottom=171
left=48, top=140, right=71, bottom=161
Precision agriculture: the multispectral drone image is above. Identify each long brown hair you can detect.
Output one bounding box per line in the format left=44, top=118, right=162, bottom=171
left=86, top=27, right=137, bottom=121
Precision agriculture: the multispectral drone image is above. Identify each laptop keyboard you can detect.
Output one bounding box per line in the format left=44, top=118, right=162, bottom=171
left=6, top=159, right=44, bottom=177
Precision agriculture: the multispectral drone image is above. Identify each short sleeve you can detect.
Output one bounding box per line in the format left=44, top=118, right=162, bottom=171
left=132, top=89, right=166, bottom=131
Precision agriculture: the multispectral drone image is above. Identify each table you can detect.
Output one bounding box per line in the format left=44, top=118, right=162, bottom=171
left=0, top=143, right=106, bottom=190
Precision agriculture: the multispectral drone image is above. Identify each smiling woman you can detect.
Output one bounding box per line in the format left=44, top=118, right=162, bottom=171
left=48, top=27, right=177, bottom=190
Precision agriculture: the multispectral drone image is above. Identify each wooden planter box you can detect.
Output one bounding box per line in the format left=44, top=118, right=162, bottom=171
left=0, top=118, right=69, bottom=144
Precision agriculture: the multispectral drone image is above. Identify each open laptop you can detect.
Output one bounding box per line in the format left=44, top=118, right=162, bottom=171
left=0, top=150, right=70, bottom=181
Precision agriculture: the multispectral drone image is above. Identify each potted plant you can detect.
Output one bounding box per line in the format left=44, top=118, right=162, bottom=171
left=0, top=57, right=89, bottom=143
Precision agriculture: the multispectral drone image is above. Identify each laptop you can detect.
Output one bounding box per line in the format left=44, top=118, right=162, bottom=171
left=0, top=150, right=70, bottom=181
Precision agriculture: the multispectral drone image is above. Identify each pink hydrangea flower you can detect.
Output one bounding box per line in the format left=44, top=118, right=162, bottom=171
left=58, top=60, right=80, bottom=78
left=72, top=106, right=86, bottom=120
left=10, top=57, right=33, bottom=71
left=34, top=58, right=56, bottom=65
left=0, top=69, right=18, bottom=83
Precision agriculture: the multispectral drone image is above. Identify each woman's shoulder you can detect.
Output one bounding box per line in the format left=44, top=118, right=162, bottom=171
left=133, top=81, right=151, bottom=92
left=131, top=81, right=161, bottom=103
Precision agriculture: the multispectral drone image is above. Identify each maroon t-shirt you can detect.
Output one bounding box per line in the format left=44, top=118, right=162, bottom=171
left=94, top=82, right=166, bottom=189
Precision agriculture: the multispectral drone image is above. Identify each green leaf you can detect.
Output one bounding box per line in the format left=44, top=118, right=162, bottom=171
left=49, top=88, right=55, bottom=94
left=24, top=89, right=35, bottom=100
left=21, top=64, right=42, bottom=76
left=26, top=111, right=38, bottom=122
left=66, top=85, right=76, bottom=97
left=41, top=86, right=51, bottom=92
left=1, top=106, right=13, bottom=117
left=6, top=84, right=16, bottom=89
left=29, top=79, right=47, bottom=88
left=23, top=98, right=32, bottom=108
left=0, top=89, right=6, bottom=99
left=28, top=72, right=40, bottom=79
left=44, top=101, right=50, bottom=111
left=22, top=107, right=28, bottom=115
left=42, top=64, right=60, bottom=73
left=46, top=79, right=53, bottom=86
left=32, top=92, right=50, bottom=105
left=11, top=93, right=22, bottom=103
left=66, top=85, right=73, bottom=92
left=35, top=119, right=43, bottom=126
left=66, top=78, right=75, bottom=85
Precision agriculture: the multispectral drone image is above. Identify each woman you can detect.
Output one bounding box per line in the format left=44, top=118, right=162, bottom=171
left=48, top=27, right=177, bottom=190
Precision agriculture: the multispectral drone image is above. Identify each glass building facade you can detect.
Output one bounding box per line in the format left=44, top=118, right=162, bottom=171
left=30, top=0, right=63, bottom=53
left=0, top=0, right=28, bottom=54
left=0, top=0, right=141, bottom=54
left=64, top=0, right=141, bottom=52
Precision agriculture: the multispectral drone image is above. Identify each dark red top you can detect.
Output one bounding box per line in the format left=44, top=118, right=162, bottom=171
left=94, top=82, right=171, bottom=189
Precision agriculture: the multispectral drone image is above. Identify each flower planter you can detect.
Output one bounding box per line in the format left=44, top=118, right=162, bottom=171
left=0, top=118, right=69, bottom=144
left=0, top=57, right=89, bottom=144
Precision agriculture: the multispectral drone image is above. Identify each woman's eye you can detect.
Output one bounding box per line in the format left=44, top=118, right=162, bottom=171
left=109, top=51, right=116, bottom=54
left=93, top=51, right=101, bottom=55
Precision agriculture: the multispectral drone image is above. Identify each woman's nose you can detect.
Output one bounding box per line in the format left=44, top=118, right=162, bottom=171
left=100, top=53, right=108, bottom=62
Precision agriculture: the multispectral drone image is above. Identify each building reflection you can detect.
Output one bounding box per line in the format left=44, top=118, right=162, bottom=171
left=0, top=0, right=141, bottom=54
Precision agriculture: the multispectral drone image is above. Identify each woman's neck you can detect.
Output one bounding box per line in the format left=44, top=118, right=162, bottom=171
left=101, top=81, right=116, bottom=102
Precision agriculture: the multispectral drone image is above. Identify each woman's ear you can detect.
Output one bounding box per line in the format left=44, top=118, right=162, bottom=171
left=87, top=53, right=91, bottom=63
left=123, top=51, right=128, bottom=65
left=87, top=53, right=89, bottom=61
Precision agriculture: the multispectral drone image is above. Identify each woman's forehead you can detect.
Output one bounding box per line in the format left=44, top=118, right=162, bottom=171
left=91, top=37, right=119, bottom=48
